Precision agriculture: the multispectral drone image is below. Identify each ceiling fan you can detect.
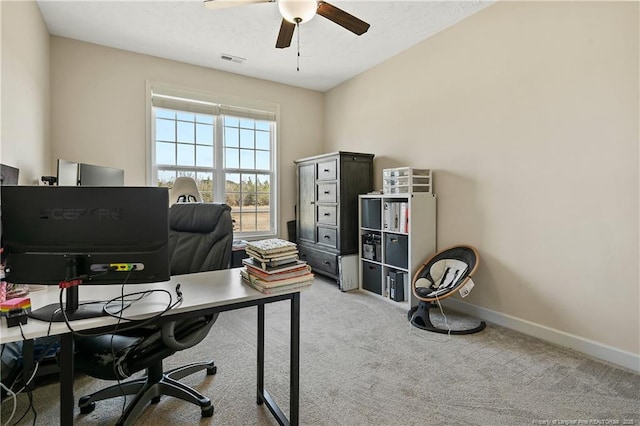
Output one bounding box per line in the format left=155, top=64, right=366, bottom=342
left=204, top=0, right=370, bottom=49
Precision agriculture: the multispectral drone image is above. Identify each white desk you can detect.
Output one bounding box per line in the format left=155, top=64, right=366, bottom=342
left=0, top=268, right=302, bottom=425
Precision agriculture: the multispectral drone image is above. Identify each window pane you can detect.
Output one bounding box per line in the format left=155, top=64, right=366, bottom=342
left=256, top=150, right=270, bottom=170
left=255, top=207, right=270, bottom=231
left=225, top=148, right=239, bottom=168
left=156, top=142, right=175, bottom=165
left=197, top=172, right=214, bottom=202
left=196, top=114, right=213, bottom=124
left=177, top=144, right=195, bottom=166
left=255, top=131, right=269, bottom=150
left=224, top=127, right=239, bottom=147
left=240, top=119, right=254, bottom=129
left=177, top=112, right=195, bottom=122
left=237, top=212, right=257, bottom=232
left=256, top=121, right=269, bottom=131
left=224, top=116, right=239, bottom=127
left=196, top=123, right=213, bottom=145
left=196, top=145, right=213, bottom=167
left=240, top=129, right=254, bottom=149
left=157, top=170, right=176, bottom=187
left=177, top=170, right=196, bottom=179
left=177, top=122, right=194, bottom=143
left=240, top=149, right=255, bottom=169
left=156, top=109, right=175, bottom=119
left=156, top=119, right=175, bottom=142
left=241, top=175, right=257, bottom=207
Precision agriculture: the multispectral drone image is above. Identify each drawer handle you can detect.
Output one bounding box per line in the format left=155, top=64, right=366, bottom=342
left=324, top=235, right=330, bottom=239
left=324, top=261, right=331, bottom=265
left=390, top=238, right=398, bottom=243
left=323, top=169, right=330, bottom=172
left=324, top=190, right=330, bottom=194
left=324, top=212, right=330, bottom=216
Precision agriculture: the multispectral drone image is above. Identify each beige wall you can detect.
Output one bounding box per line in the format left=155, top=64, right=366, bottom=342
left=325, top=1, right=639, bottom=357
left=50, top=36, right=324, bottom=236
left=1, top=0, right=50, bottom=184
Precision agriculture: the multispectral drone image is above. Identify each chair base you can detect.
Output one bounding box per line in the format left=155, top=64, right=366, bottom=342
left=408, top=302, right=486, bottom=335
left=78, top=360, right=216, bottom=426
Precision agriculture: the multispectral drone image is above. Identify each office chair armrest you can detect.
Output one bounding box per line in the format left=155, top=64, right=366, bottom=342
left=160, top=314, right=217, bottom=351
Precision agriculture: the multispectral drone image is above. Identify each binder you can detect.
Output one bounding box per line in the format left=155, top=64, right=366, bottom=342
left=389, top=270, right=405, bottom=302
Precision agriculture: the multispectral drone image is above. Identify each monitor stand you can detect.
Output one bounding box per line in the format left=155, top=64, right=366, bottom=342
left=29, top=300, right=108, bottom=322
left=28, top=284, right=130, bottom=322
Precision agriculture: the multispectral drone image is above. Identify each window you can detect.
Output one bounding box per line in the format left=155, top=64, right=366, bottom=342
left=149, top=85, right=278, bottom=238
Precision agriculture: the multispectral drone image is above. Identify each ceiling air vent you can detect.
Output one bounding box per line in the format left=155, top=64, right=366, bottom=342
left=220, top=54, right=245, bottom=64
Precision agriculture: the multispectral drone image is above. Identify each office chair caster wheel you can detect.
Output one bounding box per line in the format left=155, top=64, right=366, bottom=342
left=151, top=396, right=161, bottom=404
left=79, top=400, right=96, bottom=414
left=202, top=405, right=214, bottom=417
left=206, top=365, right=217, bottom=375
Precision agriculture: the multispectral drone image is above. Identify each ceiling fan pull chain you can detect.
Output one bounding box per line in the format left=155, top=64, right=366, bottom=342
left=296, top=19, right=301, bottom=72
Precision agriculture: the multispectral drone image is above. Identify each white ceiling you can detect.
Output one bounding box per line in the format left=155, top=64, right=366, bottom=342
left=36, top=0, right=493, bottom=92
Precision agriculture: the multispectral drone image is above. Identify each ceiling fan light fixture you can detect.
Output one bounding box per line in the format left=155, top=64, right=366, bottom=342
left=278, top=0, right=317, bottom=24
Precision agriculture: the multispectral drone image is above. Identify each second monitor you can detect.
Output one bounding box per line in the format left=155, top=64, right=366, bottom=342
left=56, top=159, right=124, bottom=186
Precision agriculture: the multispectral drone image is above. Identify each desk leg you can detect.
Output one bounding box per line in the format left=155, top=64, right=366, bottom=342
left=256, top=294, right=300, bottom=426
left=59, top=333, right=74, bottom=425
left=257, top=303, right=265, bottom=405
left=290, top=292, right=300, bottom=426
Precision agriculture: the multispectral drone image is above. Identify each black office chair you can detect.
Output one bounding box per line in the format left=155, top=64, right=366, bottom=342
left=407, top=245, right=486, bottom=335
left=74, top=203, right=233, bottom=425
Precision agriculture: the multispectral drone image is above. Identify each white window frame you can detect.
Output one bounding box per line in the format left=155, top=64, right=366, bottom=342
left=145, top=81, right=279, bottom=239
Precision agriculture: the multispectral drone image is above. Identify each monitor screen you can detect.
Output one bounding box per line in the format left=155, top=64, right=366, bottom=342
left=0, top=164, right=19, bottom=186
left=56, top=159, right=79, bottom=186
left=78, top=163, right=124, bottom=186
left=1, top=186, right=169, bottom=321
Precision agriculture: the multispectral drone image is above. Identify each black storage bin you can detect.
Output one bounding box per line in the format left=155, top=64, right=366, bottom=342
left=361, top=199, right=381, bottom=229
left=362, top=262, right=382, bottom=295
left=385, top=234, right=408, bottom=269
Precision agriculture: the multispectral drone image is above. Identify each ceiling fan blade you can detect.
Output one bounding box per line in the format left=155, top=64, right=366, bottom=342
left=317, top=1, right=370, bottom=36
left=276, top=19, right=296, bottom=49
left=203, top=0, right=272, bottom=10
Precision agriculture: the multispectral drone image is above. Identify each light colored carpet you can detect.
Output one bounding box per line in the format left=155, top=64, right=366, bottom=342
left=2, top=277, right=639, bottom=425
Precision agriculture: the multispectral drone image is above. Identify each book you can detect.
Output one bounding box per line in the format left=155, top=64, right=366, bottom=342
left=241, top=277, right=312, bottom=295
left=240, top=269, right=314, bottom=289
left=244, top=263, right=311, bottom=282
left=242, top=258, right=308, bottom=274
left=245, top=247, right=298, bottom=262
left=244, top=249, right=299, bottom=269
left=245, top=238, right=297, bottom=256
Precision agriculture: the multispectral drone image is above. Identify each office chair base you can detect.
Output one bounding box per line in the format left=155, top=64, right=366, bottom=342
left=408, top=302, right=486, bottom=335
left=166, top=359, right=216, bottom=380
left=78, top=362, right=215, bottom=425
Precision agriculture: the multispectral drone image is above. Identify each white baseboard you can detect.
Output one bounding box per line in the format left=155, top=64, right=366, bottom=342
left=442, top=298, right=640, bottom=373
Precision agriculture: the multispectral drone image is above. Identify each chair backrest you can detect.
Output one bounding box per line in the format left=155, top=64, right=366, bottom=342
left=168, top=177, right=203, bottom=206
left=74, top=203, right=234, bottom=380
left=168, top=203, right=233, bottom=275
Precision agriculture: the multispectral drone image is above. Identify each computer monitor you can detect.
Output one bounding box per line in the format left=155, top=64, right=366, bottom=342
left=0, top=164, right=19, bottom=186
left=1, top=186, right=170, bottom=322
left=56, top=159, right=79, bottom=186
left=78, top=163, right=124, bottom=186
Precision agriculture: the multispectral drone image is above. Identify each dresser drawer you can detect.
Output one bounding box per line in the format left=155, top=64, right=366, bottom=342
left=299, top=245, right=338, bottom=277
left=317, top=183, right=337, bottom=203
left=317, top=205, right=337, bottom=225
left=317, top=226, right=337, bottom=249
left=317, top=159, right=337, bottom=181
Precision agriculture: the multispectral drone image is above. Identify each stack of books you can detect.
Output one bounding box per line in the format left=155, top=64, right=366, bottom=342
left=241, top=238, right=313, bottom=294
